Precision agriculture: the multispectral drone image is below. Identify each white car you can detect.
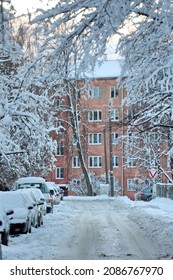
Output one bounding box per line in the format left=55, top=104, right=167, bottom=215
left=46, top=182, right=61, bottom=205
left=0, top=191, right=33, bottom=234
left=0, top=196, right=13, bottom=245
left=19, top=188, right=47, bottom=226
left=17, top=189, right=41, bottom=228
left=15, top=177, right=53, bottom=213
left=29, top=188, right=47, bottom=216
left=57, top=186, right=64, bottom=201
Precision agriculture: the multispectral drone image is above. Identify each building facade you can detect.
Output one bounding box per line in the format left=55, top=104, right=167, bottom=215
left=46, top=60, right=170, bottom=199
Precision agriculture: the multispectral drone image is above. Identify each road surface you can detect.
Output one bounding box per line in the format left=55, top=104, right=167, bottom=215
left=3, top=196, right=173, bottom=260
left=53, top=199, right=161, bottom=260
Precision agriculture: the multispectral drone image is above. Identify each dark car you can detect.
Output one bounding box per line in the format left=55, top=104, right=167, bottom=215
left=140, top=186, right=153, bottom=201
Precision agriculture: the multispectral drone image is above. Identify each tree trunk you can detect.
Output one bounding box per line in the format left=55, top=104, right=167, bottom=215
left=66, top=83, right=93, bottom=196
left=76, top=141, right=93, bottom=196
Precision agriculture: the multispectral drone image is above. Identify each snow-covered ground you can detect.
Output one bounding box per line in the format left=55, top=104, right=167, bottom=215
left=1, top=195, right=173, bottom=260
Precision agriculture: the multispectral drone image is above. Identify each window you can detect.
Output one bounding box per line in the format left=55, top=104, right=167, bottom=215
left=89, top=87, right=101, bottom=99
left=128, top=131, right=133, bottom=143
left=89, top=156, right=102, bottom=168
left=72, top=136, right=77, bottom=146
left=128, top=157, right=137, bottom=168
left=56, top=141, right=64, bottom=156
left=110, top=86, right=118, bottom=98
left=110, top=109, right=119, bottom=121
left=89, top=87, right=102, bottom=99
left=150, top=156, right=157, bottom=167
left=56, top=167, right=64, bottom=179
left=72, top=156, right=81, bottom=168
left=111, top=132, right=119, bottom=144
left=56, top=99, right=64, bottom=107
left=127, top=179, right=136, bottom=191
left=113, top=155, right=119, bottom=167
left=88, top=110, right=102, bottom=121
left=89, top=133, right=102, bottom=144
left=148, top=132, right=159, bottom=142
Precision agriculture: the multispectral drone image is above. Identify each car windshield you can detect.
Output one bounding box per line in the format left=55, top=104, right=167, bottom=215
left=18, top=183, right=48, bottom=193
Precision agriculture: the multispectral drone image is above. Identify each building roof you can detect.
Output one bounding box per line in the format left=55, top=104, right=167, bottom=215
left=87, top=60, right=122, bottom=79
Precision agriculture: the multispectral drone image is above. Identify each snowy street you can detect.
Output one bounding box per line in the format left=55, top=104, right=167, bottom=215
left=2, top=196, right=173, bottom=260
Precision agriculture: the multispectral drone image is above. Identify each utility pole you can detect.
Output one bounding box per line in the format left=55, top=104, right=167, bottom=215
left=103, top=124, right=109, bottom=184
left=109, top=114, right=114, bottom=196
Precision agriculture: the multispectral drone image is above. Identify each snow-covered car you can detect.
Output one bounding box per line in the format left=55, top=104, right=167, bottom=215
left=46, top=182, right=61, bottom=205
left=28, top=188, right=47, bottom=217
left=55, top=185, right=64, bottom=201
left=18, top=188, right=46, bottom=226
left=17, top=189, right=41, bottom=228
left=0, top=191, right=33, bottom=234
left=0, top=196, right=13, bottom=245
left=15, top=177, right=53, bottom=213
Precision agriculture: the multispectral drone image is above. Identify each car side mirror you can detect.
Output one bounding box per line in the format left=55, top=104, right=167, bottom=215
left=38, top=202, right=44, bottom=205
left=6, top=210, right=14, bottom=216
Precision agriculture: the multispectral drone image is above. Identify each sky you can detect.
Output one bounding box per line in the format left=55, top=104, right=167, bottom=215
left=10, top=0, right=120, bottom=59
left=11, top=0, right=50, bottom=15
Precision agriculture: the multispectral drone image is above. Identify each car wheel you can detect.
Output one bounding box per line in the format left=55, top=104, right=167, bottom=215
left=28, top=223, right=32, bottom=233
left=23, top=226, right=28, bottom=234
left=38, top=216, right=42, bottom=227
left=1, top=231, right=9, bottom=246
left=0, top=244, right=2, bottom=260
left=47, top=206, right=53, bottom=213
left=40, top=214, right=43, bottom=226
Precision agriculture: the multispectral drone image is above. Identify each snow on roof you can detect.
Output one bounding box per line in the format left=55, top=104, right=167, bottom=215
left=16, top=177, right=46, bottom=184
left=86, top=60, right=122, bottom=79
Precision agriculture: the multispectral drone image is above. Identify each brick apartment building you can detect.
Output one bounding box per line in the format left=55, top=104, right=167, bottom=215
left=46, top=60, right=170, bottom=199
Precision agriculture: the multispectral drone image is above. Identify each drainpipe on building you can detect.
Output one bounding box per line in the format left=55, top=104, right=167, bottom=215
left=109, top=115, right=114, bottom=196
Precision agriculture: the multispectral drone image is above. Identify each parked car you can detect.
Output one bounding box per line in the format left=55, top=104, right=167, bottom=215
left=17, top=189, right=41, bottom=228
left=0, top=191, right=33, bottom=234
left=55, top=184, right=64, bottom=201
left=59, top=188, right=64, bottom=201
left=0, top=196, right=13, bottom=245
left=46, top=182, right=61, bottom=205
left=139, top=186, right=153, bottom=201
left=19, top=188, right=47, bottom=225
left=29, top=188, right=47, bottom=217
left=15, top=177, right=53, bottom=213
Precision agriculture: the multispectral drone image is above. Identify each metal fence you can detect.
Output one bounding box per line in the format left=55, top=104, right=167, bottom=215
left=156, top=183, right=173, bottom=200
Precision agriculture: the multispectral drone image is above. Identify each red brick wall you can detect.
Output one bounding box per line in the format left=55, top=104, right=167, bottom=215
left=46, top=77, right=170, bottom=199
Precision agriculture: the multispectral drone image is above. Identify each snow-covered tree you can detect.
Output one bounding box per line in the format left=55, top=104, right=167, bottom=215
left=31, top=0, right=173, bottom=182
left=118, top=0, right=173, bottom=180
left=68, top=173, right=106, bottom=196
left=0, top=1, right=56, bottom=185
